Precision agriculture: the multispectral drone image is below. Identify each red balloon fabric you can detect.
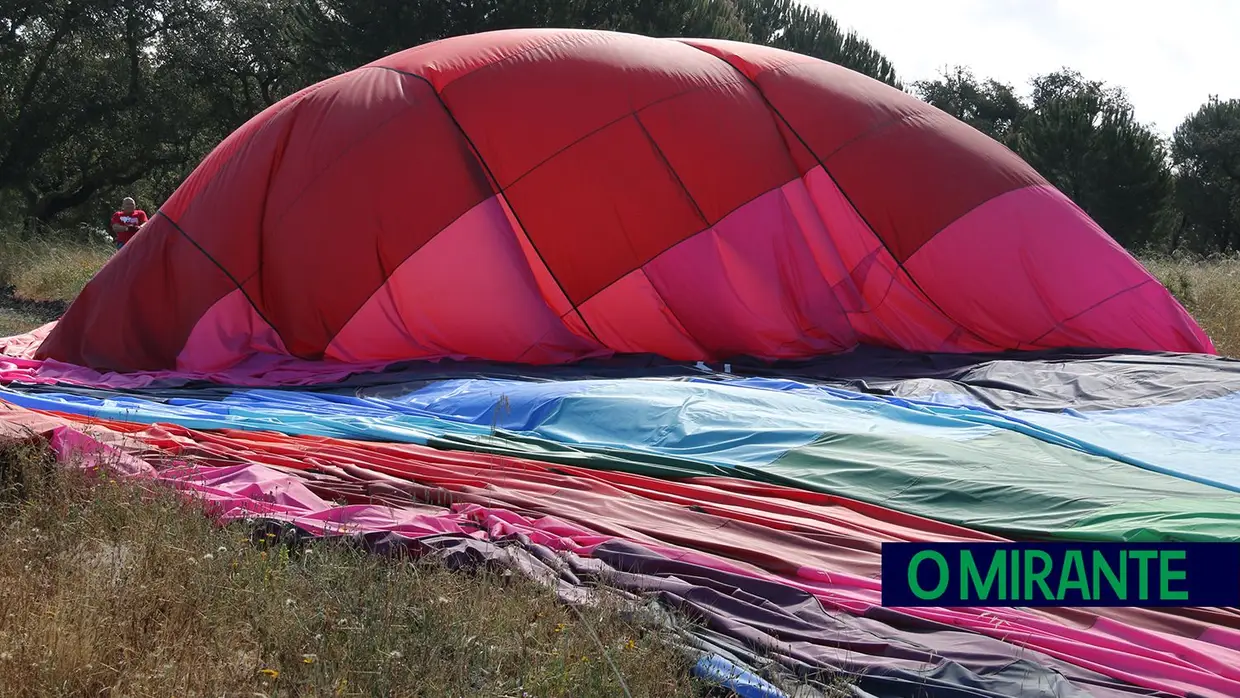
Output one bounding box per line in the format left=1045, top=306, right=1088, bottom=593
left=38, top=28, right=1214, bottom=372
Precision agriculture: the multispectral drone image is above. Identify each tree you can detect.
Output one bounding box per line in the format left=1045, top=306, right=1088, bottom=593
left=1010, top=71, right=1173, bottom=250
left=1170, top=97, right=1240, bottom=253
left=914, top=66, right=1026, bottom=142
left=1, top=0, right=904, bottom=229
left=289, top=0, right=738, bottom=81
left=0, top=0, right=186, bottom=225
left=0, top=0, right=299, bottom=228
left=290, top=0, right=901, bottom=88
left=736, top=0, right=900, bottom=86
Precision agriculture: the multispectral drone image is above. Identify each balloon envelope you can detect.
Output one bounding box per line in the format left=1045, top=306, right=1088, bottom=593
left=37, top=28, right=1213, bottom=372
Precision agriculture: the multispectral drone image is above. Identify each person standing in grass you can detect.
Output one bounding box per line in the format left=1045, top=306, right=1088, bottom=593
left=110, top=197, right=148, bottom=249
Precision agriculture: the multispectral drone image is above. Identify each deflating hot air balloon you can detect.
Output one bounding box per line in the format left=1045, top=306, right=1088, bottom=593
left=36, top=28, right=1213, bottom=372
left=6, top=29, right=1240, bottom=698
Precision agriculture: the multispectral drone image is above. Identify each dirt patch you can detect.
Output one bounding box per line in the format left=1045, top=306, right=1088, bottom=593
left=0, top=285, right=67, bottom=324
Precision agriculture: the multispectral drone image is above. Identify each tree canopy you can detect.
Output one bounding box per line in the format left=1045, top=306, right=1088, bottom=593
left=1170, top=97, right=1240, bottom=253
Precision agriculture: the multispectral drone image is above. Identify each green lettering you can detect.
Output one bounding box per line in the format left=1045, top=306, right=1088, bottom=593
left=961, top=550, right=1005, bottom=601
left=1129, top=550, right=1158, bottom=600
left=1010, top=548, right=1020, bottom=599
left=909, top=551, right=949, bottom=600
left=1058, top=550, right=1091, bottom=601
left=1023, top=550, right=1055, bottom=600
left=1092, top=550, right=1126, bottom=600
left=1159, top=550, right=1188, bottom=601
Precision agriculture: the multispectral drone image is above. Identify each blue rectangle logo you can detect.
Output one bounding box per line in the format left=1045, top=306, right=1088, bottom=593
left=881, top=542, right=1240, bottom=607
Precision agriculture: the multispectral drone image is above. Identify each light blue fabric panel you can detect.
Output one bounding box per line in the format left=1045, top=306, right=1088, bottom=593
left=4, top=371, right=1237, bottom=492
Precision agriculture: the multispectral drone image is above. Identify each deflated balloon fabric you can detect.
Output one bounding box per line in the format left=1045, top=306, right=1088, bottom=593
left=5, top=370, right=1240, bottom=542
left=19, top=405, right=1239, bottom=698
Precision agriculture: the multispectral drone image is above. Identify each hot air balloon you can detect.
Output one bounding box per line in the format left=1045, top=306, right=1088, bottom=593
left=4, top=30, right=1237, bottom=698
left=34, top=28, right=1211, bottom=373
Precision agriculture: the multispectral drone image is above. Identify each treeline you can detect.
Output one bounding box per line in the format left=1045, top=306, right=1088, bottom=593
left=2, top=0, right=1237, bottom=255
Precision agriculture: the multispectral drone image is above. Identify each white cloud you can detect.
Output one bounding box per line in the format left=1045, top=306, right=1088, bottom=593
left=806, top=0, right=1240, bottom=135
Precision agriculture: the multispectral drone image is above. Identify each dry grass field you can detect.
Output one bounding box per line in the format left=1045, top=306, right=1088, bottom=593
left=0, top=437, right=715, bottom=697
left=1142, top=254, right=1240, bottom=357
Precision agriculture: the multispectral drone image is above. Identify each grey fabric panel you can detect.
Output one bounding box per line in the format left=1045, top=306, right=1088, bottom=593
left=746, top=348, right=1240, bottom=411
left=11, top=347, right=1240, bottom=412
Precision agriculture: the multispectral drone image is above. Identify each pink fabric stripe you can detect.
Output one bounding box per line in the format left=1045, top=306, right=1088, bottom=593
left=324, top=196, right=606, bottom=365
left=794, top=167, right=995, bottom=352
left=5, top=171, right=1214, bottom=384
left=1201, top=625, right=1240, bottom=652
left=1088, top=615, right=1240, bottom=678
left=0, top=348, right=402, bottom=390
left=576, top=269, right=708, bottom=360
left=622, top=165, right=998, bottom=357
left=501, top=195, right=579, bottom=321
left=174, top=460, right=1240, bottom=697
left=905, top=184, right=1215, bottom=354
left=0, top=322, right=53, bottom=359
left=21, top=406, right=1238, bottom=698
left=177, top=287, right=289, bottom=372
left=641, top=181, right=857, bottom=359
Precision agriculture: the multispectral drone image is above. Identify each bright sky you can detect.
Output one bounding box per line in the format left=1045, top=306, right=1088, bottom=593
left=808, top=0, right=1240, bottom=136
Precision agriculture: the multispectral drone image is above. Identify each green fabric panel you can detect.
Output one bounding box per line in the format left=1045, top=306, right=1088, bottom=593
left=427, top=431, right=732, bottom=480
left=759, top=430, right=1240, bottom=542
left=431, top=427, right=1240, bottom=543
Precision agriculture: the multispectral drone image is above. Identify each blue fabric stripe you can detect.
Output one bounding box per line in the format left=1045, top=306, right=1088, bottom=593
left=898, top=389, right=1240, bottom=493
left=0, top=386, right=494, bottom=444
left=384, top=377, right=997, bottom=467
left=3, top=371, right=1238, bottom=492
left=690, top=377, right=1240, bottom=493
left=692, top=654, right=788, bottom=698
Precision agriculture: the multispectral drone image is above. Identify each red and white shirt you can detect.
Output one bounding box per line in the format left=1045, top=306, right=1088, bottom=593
left=111, top=209, right=148, bottom=245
